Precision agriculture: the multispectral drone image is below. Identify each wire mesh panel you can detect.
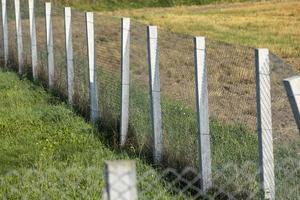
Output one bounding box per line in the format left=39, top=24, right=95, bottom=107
left=270, top=53, right=299, bottom=140
left=52, top=5, right=67, bottom=96
left=128, top=20, right=151, bottom=158
left=158, top=29, right=197, bottom=169
left=20, top=0, right=31, bottom=75
left=35, top=1, right=47, bottom=83
left=205, top=41, right=258, bottom=196
left=72, top=10, right=89, bottom=117
left=6, top=0, right=17, bottom=69
left=94, top=14, right=121, bottom=143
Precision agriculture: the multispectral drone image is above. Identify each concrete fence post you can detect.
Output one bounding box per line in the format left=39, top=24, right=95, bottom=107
left=1, top=0, right=8, bottom=66
left=29, top=0, right=38, bottom=80
left=255, top=48, right=275, bottom=200
left=64, top=7, right=74, bottom=105
left=283, top=76, right=300, bottom=133
left=14, top=0, right=24, bottom=75
left=104, top=161, right=138, bottom=200
left=86, top=12, right=99, bottom=125
left=45, top=2, right=54, bottom=88
left=194, top=37, right=212, bottom=193
left=120, top=17, right=130, bottom=147
left=147, top=26, right=163, bottom=164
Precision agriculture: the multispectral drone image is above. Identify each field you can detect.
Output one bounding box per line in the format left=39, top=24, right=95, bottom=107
left=65, top=0, right=300, bottom=70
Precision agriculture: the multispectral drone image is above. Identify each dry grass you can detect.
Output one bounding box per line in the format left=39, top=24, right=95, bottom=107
left=108, top=0, right=300, bottom=69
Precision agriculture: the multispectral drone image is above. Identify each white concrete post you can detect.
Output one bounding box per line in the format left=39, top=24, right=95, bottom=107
left=283, top=76, right=300, bottom=132
left=147, top=26, right=163, bottom=164
left=255, top=48, right=275, bottom=200
left=120, top=17, right=130, bottom=147
left=64, top=7, right=74, bottom=105
left=104, top=161, right=138, bottom=200
left=14, top=0, right=24, bottom=75
left=1, top=0, right=8, bottom=66
left=194, top=37, right=212, bottom=193
left=29, top=0, right=38, bottom=80
left=86, top=12, right=99, bottom=125
left=45, top=2, right=54, bottom=88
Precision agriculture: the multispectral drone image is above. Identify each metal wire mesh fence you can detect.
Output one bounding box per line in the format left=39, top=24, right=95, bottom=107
left=0, top=0, right=299, bottom=199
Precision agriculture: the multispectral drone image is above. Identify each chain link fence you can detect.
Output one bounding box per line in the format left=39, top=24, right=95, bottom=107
left=0, top=0, right=299, bottom=199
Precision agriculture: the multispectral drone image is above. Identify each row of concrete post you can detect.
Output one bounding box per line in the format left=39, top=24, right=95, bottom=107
left=1, top=0, right=289, bottom=199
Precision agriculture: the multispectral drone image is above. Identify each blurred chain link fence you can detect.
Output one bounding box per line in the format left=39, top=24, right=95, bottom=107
left=0, top=0, right=299, bottom=199
left=0, top=156, right=299, bottom=199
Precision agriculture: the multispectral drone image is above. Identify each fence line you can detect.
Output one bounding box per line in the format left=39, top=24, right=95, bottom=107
left=194, top=36, right=212, bottom=193
left=1, top=1, right=299, bottom=199
left=255, top=48, right=275, bottom=200
left=120, top=17, right=130, bottom=147
left=64, top=7, right=74, bottom=105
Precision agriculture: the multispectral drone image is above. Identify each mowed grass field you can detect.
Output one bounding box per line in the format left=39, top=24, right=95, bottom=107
left=104, top=0, right=300, bottom=69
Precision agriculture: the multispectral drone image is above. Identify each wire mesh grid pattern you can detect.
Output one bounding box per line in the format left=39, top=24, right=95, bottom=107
left=0, top=0, right=299, bottom=199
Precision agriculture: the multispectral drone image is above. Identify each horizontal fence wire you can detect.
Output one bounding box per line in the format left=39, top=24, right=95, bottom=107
left=0, top=1, right=299, bottom=199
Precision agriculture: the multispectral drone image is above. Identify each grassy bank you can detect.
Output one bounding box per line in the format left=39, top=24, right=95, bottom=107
left=0, top=70, right=180, bottom=199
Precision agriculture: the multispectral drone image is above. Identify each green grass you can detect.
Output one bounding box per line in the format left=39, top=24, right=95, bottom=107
left=0, top=70, right=182, bottom=199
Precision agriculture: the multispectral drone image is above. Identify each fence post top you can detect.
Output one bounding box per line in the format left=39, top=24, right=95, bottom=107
left=28, top=0, right=34, bottom=8
left=122, top=17, right=130, bottom=23
left=255, top=48, right=269, bottom=55
left=86, top=12, right=94, bottom=22
left=65, top=7, right=72, bottom=13
left=148, top=26, right=158, bottom=39
left=255, top=48, right=270, bottom=75
left=194, top=37, right=205, bottom=50
left=105, top=161, right=137, bottom=173
left=122, top=17, right=131, bottom=30
left=105, top=160, right=136, bottom=168
left=284, top=76, right=300, bottom=82
left=45, top=2, right=51, bottom=15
